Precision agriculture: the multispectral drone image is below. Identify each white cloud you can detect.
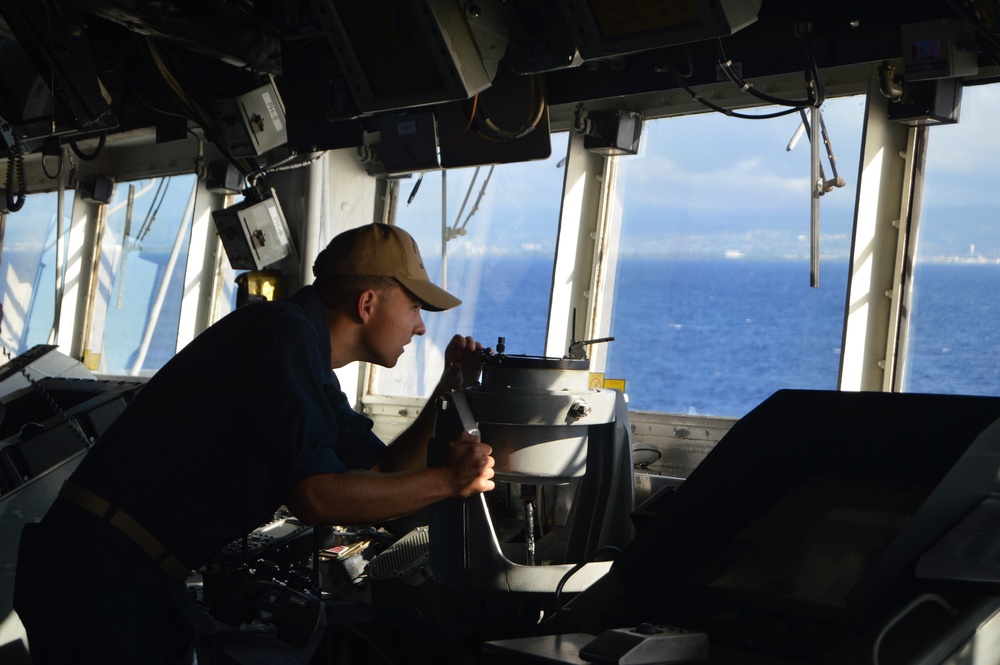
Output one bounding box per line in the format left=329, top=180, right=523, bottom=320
left=924, top=85, right=1000, bottom=176
left=621, top=155, right=808, bottom=214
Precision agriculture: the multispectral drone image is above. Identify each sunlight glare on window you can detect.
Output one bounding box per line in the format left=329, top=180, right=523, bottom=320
left=98, top=175, right=198, bottom=376
left=606, top=96, right=864, bottom=417
left=902, top=84, right=1000, bottom=396
left=371, top=147, right=567, bottom=398
left=0, top=190, right=73, bottom=355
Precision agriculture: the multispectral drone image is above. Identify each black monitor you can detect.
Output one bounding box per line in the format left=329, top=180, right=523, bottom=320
left=611, top=389, right=1000, bottom=655
left=311, top=0, right=495, bottom=114
left=558, top=0, right=761, bottom=61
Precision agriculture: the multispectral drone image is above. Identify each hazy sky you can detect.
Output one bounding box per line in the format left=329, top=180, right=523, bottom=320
left=406, top=83, right=1000, bottom=262
left=3, top=83, right=997, bottom=265
left=400, top=94, right=867, bottom=262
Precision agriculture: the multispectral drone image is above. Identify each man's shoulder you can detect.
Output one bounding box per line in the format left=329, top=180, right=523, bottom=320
left=172, top=287, right=328, bottom=367
left=224, top=287, right=322, bottom=330
left=234, top=300, right=318, bottom=343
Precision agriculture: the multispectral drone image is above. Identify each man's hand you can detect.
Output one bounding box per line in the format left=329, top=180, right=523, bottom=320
left=443, top=431, right=495, bottom=497
left=440, top=334, right=484, bottom=392
left=286, top=431, right=495, bottom=525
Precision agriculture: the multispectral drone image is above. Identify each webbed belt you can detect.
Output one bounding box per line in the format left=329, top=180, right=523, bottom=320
left=59, top=481, right=194, bottom=583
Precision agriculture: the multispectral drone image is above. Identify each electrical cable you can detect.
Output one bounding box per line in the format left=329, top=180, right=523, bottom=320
left=4, top=141, right=27, bottom=212
left=236, top=154, right=322, bottom=210
left=68, top=132, right=106, bottom=161
left=660, top=30, right=825, bottom=121
left=716, top=36, right=825, bottom=109
left=439, top=94, right=480, bottom=154
left=142, top=38, right=253, bottom=178
left=0, top=345, right=95, bottom=450
left=119, top=49, right=199, bottom=127
left=947, top=0, right=1000, bottom=52
left=475, top=75, right=547, bottom=142
left=546, top=545, right=622, bottom=623
left=40, top=149, right=63, bottom=180
left=259, top=152, right=322, bottom=175
left=96, top=38, right=138, bottom=76
left=662, top=61, right=803, bottom=119
left=136, top=178, right=170, bottom=243
left=145, top=39, right=202, bottom=118
left=991, top=0, right=1000, bottom=38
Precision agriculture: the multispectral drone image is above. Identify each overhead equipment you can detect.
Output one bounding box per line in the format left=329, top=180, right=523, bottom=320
left=213, top=81, right=288, bottom=158
left=559, top=0, right=762, bottom=61
left=881, top=20, right=978, bottom=126
left=311, top=0, right=507, bottom=114
left=212, top=188, right=297, bottom=271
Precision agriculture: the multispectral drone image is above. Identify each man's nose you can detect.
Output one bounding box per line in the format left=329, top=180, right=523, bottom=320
left=414, top=313, right=426, bottom=336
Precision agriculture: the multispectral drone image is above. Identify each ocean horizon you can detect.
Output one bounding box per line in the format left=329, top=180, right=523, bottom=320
left=3, top=250, right=1000, bottom=419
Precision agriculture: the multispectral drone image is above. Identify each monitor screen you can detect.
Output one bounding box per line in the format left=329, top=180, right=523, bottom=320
left=691, top=476, right=927, bottom=620
left=559, top=0, right=761, bottom=60
left=314, top=0, right=492, bottom=113
left=588, top=0, right=703, bottom=40
left=612, top=389, right=1000, bottom=643
left=330, top=0, right=445, bottom=99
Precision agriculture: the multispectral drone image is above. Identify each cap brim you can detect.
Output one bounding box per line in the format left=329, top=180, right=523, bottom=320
left=397, top=277, right=462, bottom=312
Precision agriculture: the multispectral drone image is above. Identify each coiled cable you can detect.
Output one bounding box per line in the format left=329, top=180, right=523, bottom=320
left=4, top=141, right=27, bottom=212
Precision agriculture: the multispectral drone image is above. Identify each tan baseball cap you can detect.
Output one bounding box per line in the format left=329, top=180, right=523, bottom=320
left=312, top=223, right=461, bottom=312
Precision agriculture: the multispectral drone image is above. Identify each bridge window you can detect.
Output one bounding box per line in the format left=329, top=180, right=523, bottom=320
left=902, top=83, right=1000, bottom=396
left=605, top=96, right=865, bottom=417
left=369, top=147, right=567, bottom=398
left=94, top=175, right=198, bottom=376
left=0, top=190, right=73, bottom=355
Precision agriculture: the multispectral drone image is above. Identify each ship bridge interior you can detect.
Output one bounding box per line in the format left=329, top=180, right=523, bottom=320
left=3, top=1, right=1000, bottom=663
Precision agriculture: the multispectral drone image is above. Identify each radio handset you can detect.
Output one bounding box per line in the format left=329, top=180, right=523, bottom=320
left=428, top=392, right=479, bottom=468
left=450, top=392, right=480, bottom=438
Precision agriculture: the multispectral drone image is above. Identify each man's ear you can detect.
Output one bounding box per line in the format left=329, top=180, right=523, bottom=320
left=356, top=289, right=378, bottom=324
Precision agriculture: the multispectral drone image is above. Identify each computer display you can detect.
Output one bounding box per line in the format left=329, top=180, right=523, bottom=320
left=558, top=0, right=761, bottom=60
left=613, top=389, right=1000, bottom=636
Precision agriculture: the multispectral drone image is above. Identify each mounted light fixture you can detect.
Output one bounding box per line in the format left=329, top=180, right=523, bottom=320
left=886, top=78, right=964, bottom=126
left=882, top=20, right=976, bottom=126
left=213, top=81, right=288, bottom=158
left=211, top=188, right=297, bottom=270
left=580, top=109, right=643, bottom=156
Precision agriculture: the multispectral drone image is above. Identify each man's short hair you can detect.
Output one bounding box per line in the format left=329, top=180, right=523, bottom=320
left=313, top=273, right=399, bottom=309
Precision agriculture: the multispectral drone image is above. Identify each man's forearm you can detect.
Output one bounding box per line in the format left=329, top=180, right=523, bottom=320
left=377, top=378, right=451, bottom=472
left=286, top=468, right=452, bottom=525
left=286, top=433, right=494, bottom=525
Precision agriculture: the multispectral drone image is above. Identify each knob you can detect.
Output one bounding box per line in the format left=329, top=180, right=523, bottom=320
left=569, top=399, right=592, bottom=420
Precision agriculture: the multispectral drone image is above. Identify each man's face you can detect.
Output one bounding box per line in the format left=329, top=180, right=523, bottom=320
left=363, top=283, right=426, bottom=367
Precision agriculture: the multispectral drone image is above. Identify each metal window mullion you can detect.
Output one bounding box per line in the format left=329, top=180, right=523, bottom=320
left=583, top=153, right=623, bottom=375
left=887, top=127, right=929, bottom=392
left=546, top=131, right=604, bottom=359
left=839, top=64, right=915, bottom=392
left=63, top=195, right=106, bottom=365
left=882, top=127, right=927, bottom=392
left=176, top=178, right=230, bottom=351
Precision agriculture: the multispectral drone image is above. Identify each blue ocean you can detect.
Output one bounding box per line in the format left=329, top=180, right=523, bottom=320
left=4, top=250, right=1000, bottom=419
left=443, top=256, right=1000, bottom=417
left=441, top=256, right=849, bottom=416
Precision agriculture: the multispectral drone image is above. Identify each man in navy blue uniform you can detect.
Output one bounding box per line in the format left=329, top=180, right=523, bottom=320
left=14, top=222, right=495, bottom=664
